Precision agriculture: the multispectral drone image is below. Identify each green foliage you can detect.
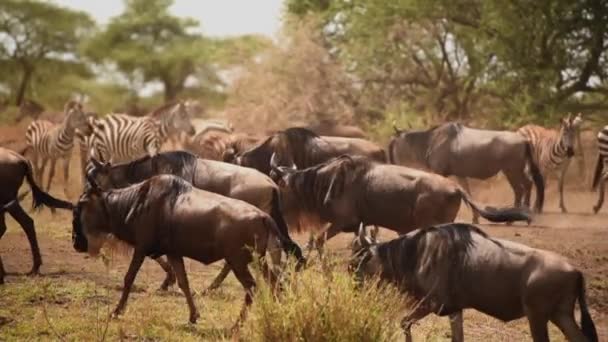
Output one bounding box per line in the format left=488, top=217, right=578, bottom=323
left=286, top=0, right=608, bottom=125
left=0, top=0, right=94, bottom=105
left=243, top=259, right=407, bottom=342
left=83, top=0, right=208, bottom=101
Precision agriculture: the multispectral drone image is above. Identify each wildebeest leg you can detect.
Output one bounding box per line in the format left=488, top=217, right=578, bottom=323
left=448, top=312, right=464, bottom=342
left=8, top=203, right=41, bottom=275
left=593, top=176, right=605, bottom=214
left=401, top=307, right=431, bottom=342
left=0, top=214, right=6, bottom=283
left=113, top=251, right=145, bottom=317
left=202, top=262, right=232, bottom=294
left=266, top=236, right=282, bottom=269
left=522, top=172, right=533, bottom=208
left=526, top=315, right=549, bottom=342
left=154, top=256, right=176, bottom=291
left=166, top=255, right=199, bottom=324
left=558, top=158, right=571, bottom=213
left=503, top=169, right=525, bottom=209
left=551, top=313, right=586, bottom=342
left=61, top=155, right=72, bottom=199
left=314, top=223, right=348, bottom=256
left=0, top=255, right=4, bottom=285
left=46, top=158, right=57, bottom=192
left=227, top=257, right=256, bottom=332
left=457, top=177, right=479, bottom=224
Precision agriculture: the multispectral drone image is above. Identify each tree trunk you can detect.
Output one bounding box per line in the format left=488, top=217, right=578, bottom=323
left=163, top=80, right=184, bottom=102
left=15, top=66, right=33, bottom=106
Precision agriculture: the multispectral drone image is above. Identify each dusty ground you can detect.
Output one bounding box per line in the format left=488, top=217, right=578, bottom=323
left=0, top=127, right=607, bottom=341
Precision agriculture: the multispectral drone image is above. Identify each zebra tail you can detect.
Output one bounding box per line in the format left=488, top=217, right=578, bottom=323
left=592, top=154, right=603, bottom=191
left=23, top=160, right=73, bottom=211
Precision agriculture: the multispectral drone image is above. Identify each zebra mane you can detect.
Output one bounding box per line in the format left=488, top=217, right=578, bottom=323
left=147, top=101, right=180, bottom=119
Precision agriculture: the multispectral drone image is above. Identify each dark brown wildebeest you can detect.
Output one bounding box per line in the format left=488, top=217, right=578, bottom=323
left=72, top=174, right=286, bottom=327
left=234, top=127, right=385, bottom=176
left=271, top=155, right=531, bottom=249
left=87, top=151, right=305, bottom=291
left=388, top=123, right=545, bottom=223
left=0, top=147, right=73, bottom=282
left=351, top=223, right=598, bottom=342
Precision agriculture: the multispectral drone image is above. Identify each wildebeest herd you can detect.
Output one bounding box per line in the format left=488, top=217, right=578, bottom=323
left=0, top=100, right=603, bottom=341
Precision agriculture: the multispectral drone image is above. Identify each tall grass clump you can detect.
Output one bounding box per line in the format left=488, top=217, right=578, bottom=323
left=242, top=258, right=407, bottom=342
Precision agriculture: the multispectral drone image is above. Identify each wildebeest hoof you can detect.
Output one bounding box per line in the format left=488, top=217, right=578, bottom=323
left=593, top=206, right=600, bottom=214
left=189, top=311, right=200, bottom=324
left=27, top=269, right=40, bottom=277
left=111, top=309, right=124, bottom=319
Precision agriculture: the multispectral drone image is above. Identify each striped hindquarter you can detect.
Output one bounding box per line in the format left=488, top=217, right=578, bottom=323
left=592, top=125, right=608, bottom=213
left=89, top=114, right=164, bottom=163
left=517, top=125, right=568, bottom=173
left=518, top=119, right=578, bottom=213
left=25, top=120, right=76, bottom=195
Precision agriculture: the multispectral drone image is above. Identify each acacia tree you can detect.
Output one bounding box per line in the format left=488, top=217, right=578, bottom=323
left=0, top=0, right=93, bottom=105
left=84, top=0, right=215, bottom=102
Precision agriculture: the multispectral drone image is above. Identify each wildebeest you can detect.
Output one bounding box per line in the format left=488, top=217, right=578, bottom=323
left=351, top=223, right=598, bottom=342
left=0, top=147, right=73, bottom=281
left=183, top=128, right=262, bottom=163
left=87, top=151, right=305, bottom=291
left=72, top=174, right=286, bottom=326
left=271, top=155, right=530, bottom=249
left=234, top=127, right=385, bottom=175
left=389, top=123, right=545, bottom=223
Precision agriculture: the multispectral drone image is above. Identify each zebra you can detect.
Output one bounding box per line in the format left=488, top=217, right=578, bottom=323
left=88, top=101, right=195, bottom=164
left=592, top=125, right=608, bottom=213
left=74, top=112, right=98, bottom=185
left=24, top=101, right=88, bottom=198
left=517, top=113, right=583, bottom=213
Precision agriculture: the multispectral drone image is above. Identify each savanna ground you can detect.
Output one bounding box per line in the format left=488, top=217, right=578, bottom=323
left=0, top=129, right=607, bottom=341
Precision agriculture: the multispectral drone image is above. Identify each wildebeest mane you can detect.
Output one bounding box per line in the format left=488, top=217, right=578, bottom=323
left=103, top=151, right=199, bottom=186
left=287, top=155, right=374, bottom=220
left=375, top=223, right=496, bottom=300
left=104, top=175, right=192, bottom=227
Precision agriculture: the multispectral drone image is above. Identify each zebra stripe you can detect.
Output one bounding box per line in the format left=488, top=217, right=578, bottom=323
left=517, top=118, right=580, bottom=173
left=87, top=102, right=194, bottom=163
left=89, top=114, right=162, bottom=163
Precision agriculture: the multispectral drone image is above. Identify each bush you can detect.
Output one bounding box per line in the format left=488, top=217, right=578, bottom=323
left=242, top=258, right=407, bottom=342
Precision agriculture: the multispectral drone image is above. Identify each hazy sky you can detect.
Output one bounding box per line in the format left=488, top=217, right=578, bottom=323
left=52, top=0, right=285, bottom=38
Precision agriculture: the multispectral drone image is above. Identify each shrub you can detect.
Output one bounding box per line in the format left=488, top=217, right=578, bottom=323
left=242, top=259, right=407, bottom=342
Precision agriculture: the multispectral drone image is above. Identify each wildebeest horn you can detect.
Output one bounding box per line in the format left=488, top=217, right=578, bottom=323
left=357, top=223, right=369, bottom=247
left=392, top=122, right=401, bottom=135
left=270, top=152, right=282, bottom=175
left=323, top=171, right=339, bottom=206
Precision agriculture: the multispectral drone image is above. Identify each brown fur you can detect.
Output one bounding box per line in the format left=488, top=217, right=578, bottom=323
left=274, top=155, right=530, bottom=248
left=353, top=223, right=598, bottom=342
left=73, top=174, right=283, bottom=326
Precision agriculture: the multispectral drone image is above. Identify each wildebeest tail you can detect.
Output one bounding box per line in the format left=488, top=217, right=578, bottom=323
left=592, top=154, right=603, bottom=190
left=270, top=189, right=306, bottom=267
left=577, top=272, right=598, bottom=342
left=458, top=189, right=531, bottom=223
left=23, top=159, right=73, bottom=211
left=524, top=141, right=545, bottom=213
